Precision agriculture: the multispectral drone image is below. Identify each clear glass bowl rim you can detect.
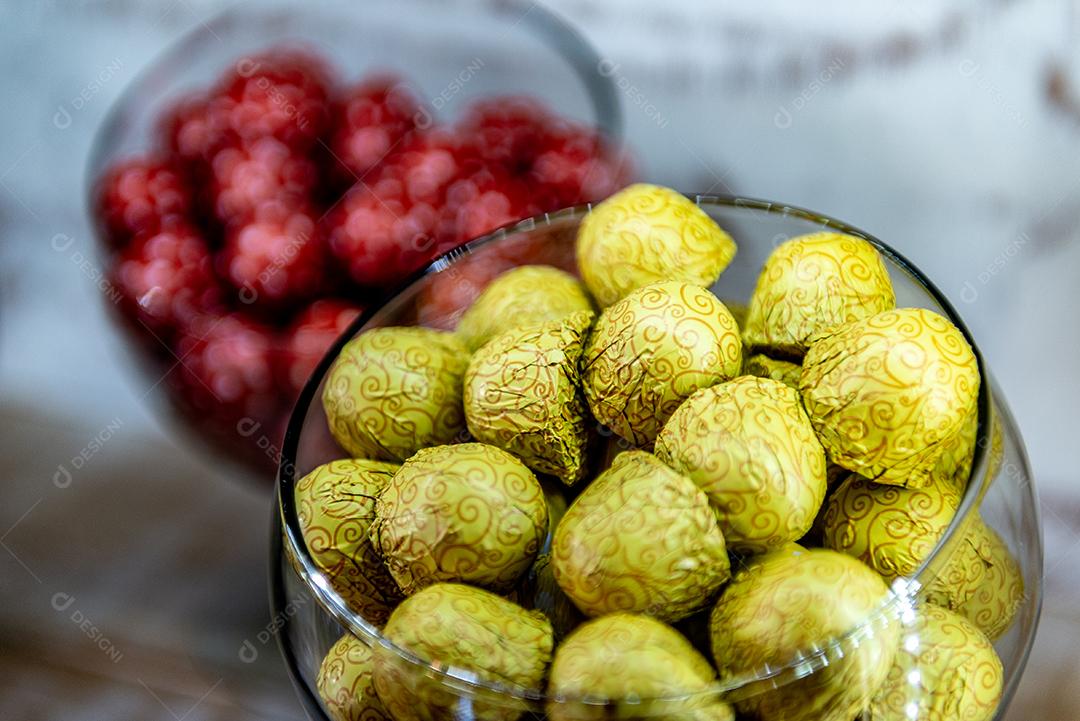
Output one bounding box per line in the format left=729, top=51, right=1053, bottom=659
left=274, top=194, right=1017, bottom=708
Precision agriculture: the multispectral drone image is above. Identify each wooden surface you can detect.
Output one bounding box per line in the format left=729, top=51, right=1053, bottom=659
left=0, top=404, right=307, bottom=721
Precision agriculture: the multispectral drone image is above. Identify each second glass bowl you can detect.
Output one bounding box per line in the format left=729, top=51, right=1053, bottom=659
left=85, top=0, right=624, bottom=482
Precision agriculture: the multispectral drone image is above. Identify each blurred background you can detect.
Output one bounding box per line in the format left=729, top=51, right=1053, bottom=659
left=1, top=0, right=1077, bottom=718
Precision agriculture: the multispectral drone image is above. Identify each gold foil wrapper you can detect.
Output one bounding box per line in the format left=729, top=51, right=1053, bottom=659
left=316, top=634, right=391, bottom=721
left=742, top=355, right=854, bottom=495
left=547, top=613, right=734, bottom=721
left=296, top=459, right=403, bottom=626
left=725, top=300, right=748, bottom=331
left=582, top=281, right=742, bottom=447
left=928, top=404, right=979, bottom=498
left=742, top=353, right=802, bottom=390
left=925, top=516, right=1024, bottom=640
left=456, top=265, right=594, bottom=351
left=322, top=327, right=468, bottom=462
left=800, top=308, right=980, bottom=487
left=576, top=183, right=736, bottom=308
left=552, top=450, right=731, bottom=623
left=371, top=443, right=548, bottom=595
left=374, top=583, right=553, bottom=721
left=867, top=604, right=1003, bottom=721
left=464, top=310, right=594, bottom=485
left=742, top=232, right=895, bottom=357
left=709, top=547, right=899, bottom=721
left=822, top=475, right=960, bottom=582
left=655, top=376, right=828, bottom=554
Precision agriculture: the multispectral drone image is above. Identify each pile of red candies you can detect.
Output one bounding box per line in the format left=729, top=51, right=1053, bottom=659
left=93, top=47, right=631, bottom=474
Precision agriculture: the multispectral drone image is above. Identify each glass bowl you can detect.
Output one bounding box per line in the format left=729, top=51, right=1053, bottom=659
left=84, top=0, right=624, bottom=483
left=272, top=196, right=1041, bottom=720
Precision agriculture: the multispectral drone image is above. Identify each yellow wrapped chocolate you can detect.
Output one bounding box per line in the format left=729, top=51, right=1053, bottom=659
left=322, top=327, right=468, bottom=462
left=552, top=451, right=731, bottom=623
left=295, top=459, right=403, bottom=626
left=867, top=604, right=1002, bottom=721
left=576, top=183, right=736, bottom=308
left=824, top=468, right=1025, bottom=638
left=709, top=547, right=899, bottom=721
left=743, top=231, right=895, bottom=357
left=547, top=613, right=734, bottom=721
left=374, top=583, right=553, bottom=721
left=316, top=634, right=390, bottom=721
left=371, top=443, right=548, bottom=595
left=800, top=308, right=980, bottom=487
left=925, top=517, right=1024, bottom=640
left=822, top=475, right=961, bottom=583
left=456, top=265, right=594, bottom=351
left=655, top=376, right=827, bottom=554
left=464, top=310, right=594, bottom=485
left=581, top=281, right=742, bottom=447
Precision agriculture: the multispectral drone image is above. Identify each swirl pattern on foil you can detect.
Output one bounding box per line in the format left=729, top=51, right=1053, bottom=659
left=956, top=531, right=1024, bottom=641
left=655, top=376, right=827, bottom=554
left=742, top=353, right=848, bottom=496
left=322, top=327, right=468, bottom=462
left=547, top=613, right=734, bottom=721
left=928, top=404, right=979, bottom=498
left=822, top=475, right=960, bottom=582
left=576, top=183, right=737, bottom=308
left=316, top=634, right=391, bottom=721
left=799, top=308, right=980, bottom=487
left=464, top=310, right=594, bottom=485
left=582, top=281, right=742, bottom=448
left=867, top=603, right=1002, bottom=721
left=456, top=265, right=595, bottom=351
left=374, top=582, right=553, bottom=721
left=925, top=517, right=1024, bottom=640
left=551, top=450, right=731, bottom=623
left=295, top=459, right=403, bottom=626
left=709, top=547, right=899, bottom=721
left=371, top=443, right=548, bottom=595
left=743, top=232, right=896, bottom=357
left=921, top=513, right=992, bottom=610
